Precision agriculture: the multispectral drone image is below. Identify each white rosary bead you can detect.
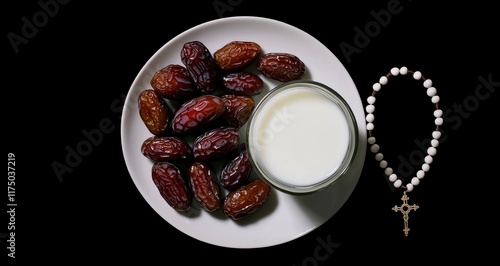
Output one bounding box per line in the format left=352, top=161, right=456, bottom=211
left=423, top=79, right=433, bottom=88
left=367, top=136, right=376, bottom=144
left=366, top=104, right=375, bottom=114
left=432, top=130, right=441, bottom=139
left=431, top=95, right=440, bottom=103
left=384, top=167, right=393, bottom=176
left=411, top=177, right=420, bottom=186
left=379, top=76, right=388, bottom=85
left=413, top=71, right=422, bottom=80
left=379, top=160, right=388, bottom=168
left=366, top=123, right=374, bottom=130
left=390, top=67, right=400, bottom=76
left=375, top=153, right=384, bottom=161
left=424, top=155, right=433, bottom=164
left=434, top=109, right=443, bottom=117
left=406, top=183, right=414, bottom=192
left=427, top=87, right=437, bottom=97
left=366, top=113, right=374, bottom=123
left=400, top=66, right=408, bottom=75
left=370, top=144, right=380, bottom=153
left=431, top=139, right=439, bottom=147
left=422, top=164, right=430, bottom=172
left=427, top=147, right=437, bottom=156
left=417, top=170, right=425, bottom=179
left=373, top=83, right=381, bottom=91
left=435, top=117, right=443, bottom=126
left=394, top=179, right=402, bottom=188
left=367, top=96, right=376, bottom=104
left=389, top=174, right=397, bottom=182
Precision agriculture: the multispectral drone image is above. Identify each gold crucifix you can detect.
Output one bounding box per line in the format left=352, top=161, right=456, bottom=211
left=392, top=191, right=419, bottom=237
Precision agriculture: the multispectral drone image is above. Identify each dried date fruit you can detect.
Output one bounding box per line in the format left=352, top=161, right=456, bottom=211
left=171, top=95, right=225, bottom=134
left=257, top=52, right=306, bottom=82
left=221, top=94, right=254, bottom=128
left=180, top=41, right=217, bottom=94
left=141, top=136, right=192, bottom=162
left=152, top=161, right=192, bottom=212
left=220, top=144, right=252, bottom=191
left=192, top=127, right=240, bottom=161
left=223, top=178, right=271, bottom=220
left=213, top=41, right=261, bottom=72
left=138, top=89, right=169, bottom=135
left=189, top=161, right=222, bottom=212
left=221, top=72, right=263, bottom=96
left=150, top=64, right=198, bottom=101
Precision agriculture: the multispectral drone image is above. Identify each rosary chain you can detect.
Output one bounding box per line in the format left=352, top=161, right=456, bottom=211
left=365, top=66, right=442, bottom=192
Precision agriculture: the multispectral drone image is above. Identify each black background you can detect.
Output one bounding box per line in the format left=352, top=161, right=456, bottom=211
left=4, top=0, right=499, bottom=264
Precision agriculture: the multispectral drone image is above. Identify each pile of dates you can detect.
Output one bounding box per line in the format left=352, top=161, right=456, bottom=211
left=138, top=40, right=306, bottom=220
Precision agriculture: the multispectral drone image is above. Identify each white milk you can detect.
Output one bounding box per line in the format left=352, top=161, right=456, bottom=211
left=249, top=86, right=350, bottom=187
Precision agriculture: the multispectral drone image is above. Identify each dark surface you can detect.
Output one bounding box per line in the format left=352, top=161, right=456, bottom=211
left=4, top=0, right=498, bottom=264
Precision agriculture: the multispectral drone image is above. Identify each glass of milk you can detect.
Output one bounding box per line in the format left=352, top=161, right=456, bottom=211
left=246, top=80, right=358, bottom=194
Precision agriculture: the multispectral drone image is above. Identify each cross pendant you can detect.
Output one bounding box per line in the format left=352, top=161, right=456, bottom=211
left=392, top=191, right=419, bottom=237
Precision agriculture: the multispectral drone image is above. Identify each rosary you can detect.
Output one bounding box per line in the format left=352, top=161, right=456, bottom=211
left=365, top=66, right=442, bottom=236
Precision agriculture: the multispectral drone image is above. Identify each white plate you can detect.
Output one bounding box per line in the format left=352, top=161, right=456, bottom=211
left=121, top=16, right=367, bottom=248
